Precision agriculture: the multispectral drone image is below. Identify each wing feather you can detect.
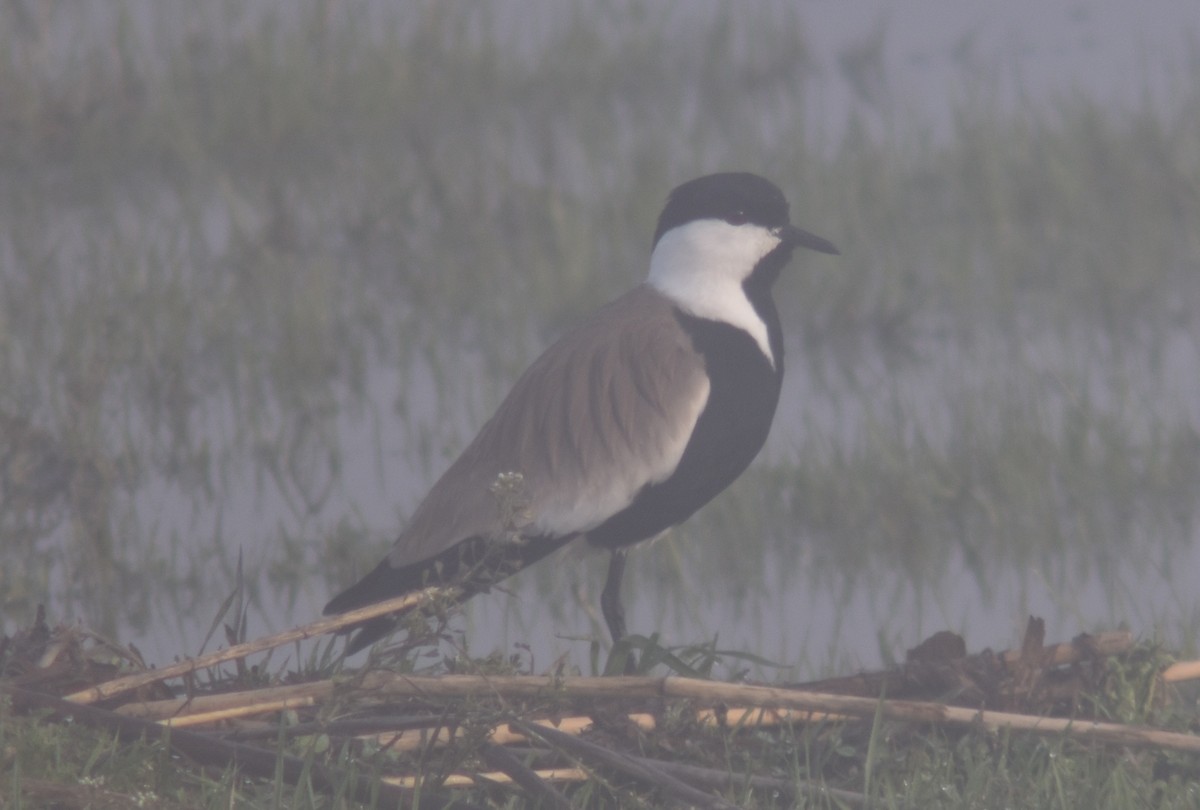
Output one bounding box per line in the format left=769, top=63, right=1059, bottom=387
left=387, top=285, right=709, bottom=568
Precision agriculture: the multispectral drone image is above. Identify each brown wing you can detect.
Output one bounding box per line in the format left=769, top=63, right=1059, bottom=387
left=387, top=284, right=710, bottom=568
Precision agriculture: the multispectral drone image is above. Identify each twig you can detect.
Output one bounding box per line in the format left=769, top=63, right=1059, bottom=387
left=227, top=714, right=462, bottom=742
left=114, top=671, right=1200, bottom=753
left=512, top=718, right=741, bottom=810
left=697, top=706, right=843, bottom=727
left=346, top=673, right=1200, bottom=754
left=478, top=742, right=574, bottom=809
left=383, top=767, right=589, bottom=790
left=797, top=629, right=1134, bottom=698
left=158, top=695, right=321, bottom=727
left=63, top=586, right=450, bottom=704
left=118, top=679, right=337, bottom=720
left=634, top=754, right=867, bottom=808
left=999, top=630, right=1133, bottom=667
left=1163, top=660, right=1200, bottom=683
left=2, top=684, right=479, bottom=810
left=127, top=679, right=833, bottom=741
left=660, top=678, right=1200, bottom=754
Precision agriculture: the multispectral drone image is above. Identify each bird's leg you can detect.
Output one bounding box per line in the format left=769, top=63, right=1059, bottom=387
left=600, top=548, right=628, bottom=644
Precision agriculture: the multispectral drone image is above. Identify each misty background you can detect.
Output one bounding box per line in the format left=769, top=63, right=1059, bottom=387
left=1, top=0, right=1198, bottom=677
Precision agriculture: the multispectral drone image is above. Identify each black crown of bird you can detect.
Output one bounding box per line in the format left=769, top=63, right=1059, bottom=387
left=324, top=172, right=838, bottom=654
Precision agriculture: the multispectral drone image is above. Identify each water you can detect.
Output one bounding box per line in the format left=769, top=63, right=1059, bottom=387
left=2, top=0, right=1199, bottom=675
left=802, top=0, right=1199, bottom=142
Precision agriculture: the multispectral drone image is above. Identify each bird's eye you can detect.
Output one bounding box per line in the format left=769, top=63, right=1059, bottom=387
left=727, top=211, right=749, bottom=225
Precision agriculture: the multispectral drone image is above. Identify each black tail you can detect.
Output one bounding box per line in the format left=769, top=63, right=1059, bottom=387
left=338, top=616, right=405, bottom=655
left=324, top=557, right=416, bottom=615
left=324, top=557, right=424, bottom=654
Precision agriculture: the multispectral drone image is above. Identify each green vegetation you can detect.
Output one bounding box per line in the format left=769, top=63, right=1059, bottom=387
left=1, top=2, right=1199, bottom=805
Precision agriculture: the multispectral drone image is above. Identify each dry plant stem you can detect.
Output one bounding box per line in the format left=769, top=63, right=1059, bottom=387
left=228, top=715, right=455, bottom=741
left=657, top=678, right=1200, bottom=754
left=161, top=696, right=321, bottom=727
left=638, top=755, right=867, bottom=808
left=118, top=680, right=343, bottom=720
left=137, top=694, right=821, bottom=756
left=477, top=742, right=574, bottom=809
left=73, top=610, right=1135, bottom=708
left=115, top=671, right=1200, bottom=753
left=1163, top=660, right=1200, bottom=683
left=1000, top=630, right=1132, bottom=666
left=1, top=685, right=478, bottom=810
left=798, top=629, right=1133, bottom=696
left=119, top=681, right=833, bottom=729
left=467, top=745, right=861, bottom=806
left=328, top=673, right=1200, bottom=754
left=512, top=718, right=741, bottom=810
left=384, top=768, right=589, bottom=790
left=63, top=586, right=449, bottom=704
left=372, top=710, right=818, bottom=754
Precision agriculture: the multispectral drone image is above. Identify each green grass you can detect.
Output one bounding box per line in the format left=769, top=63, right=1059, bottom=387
left=3, top=640, right=1199, bottom=808
left=0, top=699, right=185, bottom=809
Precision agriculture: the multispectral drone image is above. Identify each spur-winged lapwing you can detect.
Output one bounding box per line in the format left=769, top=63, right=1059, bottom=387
left=325, top=172, right=838, bottom=653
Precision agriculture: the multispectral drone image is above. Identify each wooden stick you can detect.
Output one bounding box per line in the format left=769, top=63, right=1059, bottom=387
left=1163, top=660, right=1200, bottom=683
left=798, top=629, right=1134, bottom=697
left=114, top=673, right=665, bottom=721
left=63, top=586, right=451, bottom=704
left=512, top=718, right=740, bottom=810
left=697, top=706, right=844, bottom=727
left=486, top=714, right=655, bottom=747
left=999, top=629, right=1132, bottom=666
left=658, top=677, right=1200, bottom=753
left=348, top=673, right=1200, bottom=754
left=636, top=755, right=866, bottom=808
left=384, top=767, right=589, bottom=790
left=153, top=696, right=320, bottom=727
left=371, top=714, right=657, bottom=753
left=1, top=685, right=460, bottom=810
left=123, top=676, right=840, bottom=735
left=132, top=672, right=1198, bottom=753
left=477, top=742, right=575, bottom=808
left=72, top=614, right=1133, bottom=708
left=117, top=679, right=336, bottom=720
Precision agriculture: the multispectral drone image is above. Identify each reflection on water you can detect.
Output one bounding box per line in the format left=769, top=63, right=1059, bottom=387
left=2, top=1, right=1199, bottom=673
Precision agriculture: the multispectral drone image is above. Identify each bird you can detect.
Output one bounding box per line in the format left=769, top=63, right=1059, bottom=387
left=324, top=172, right=838, bottom=654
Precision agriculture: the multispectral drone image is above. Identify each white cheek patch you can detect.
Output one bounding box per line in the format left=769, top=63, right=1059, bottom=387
left=646, top=220, right=780, bottom=366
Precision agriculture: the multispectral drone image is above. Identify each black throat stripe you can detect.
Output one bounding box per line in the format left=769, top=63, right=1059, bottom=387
left=585, top=309, right=783, bottom=550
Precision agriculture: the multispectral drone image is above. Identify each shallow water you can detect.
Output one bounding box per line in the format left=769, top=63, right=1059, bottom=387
left=2, top=1, right=1199, bottom=674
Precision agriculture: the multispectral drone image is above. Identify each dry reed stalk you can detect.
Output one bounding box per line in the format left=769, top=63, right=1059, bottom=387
left=115, top=673, right=667, bottom=721
left=125, top=672, right=1198, bottom=753
left=3, top=686, right=427, bottom=808
left=64, top=587, right=450, bottom=704
left=70, top=614, right=1133, bottom=708
left=478, top=714, right=656, bottom=747
left=117, top=680, right=335, bottom=720
left=367, top=715, right=638, bottom=753
left=477, top=742, right=575, bottom=809
left=511, top=717, right=741, bottom=810
left=343, top=673, right=1200, bottom=754
left=121, top=677, right=841, bottom=734
left=999, top=630, right=1132, bottom=666
left=697, top=706, right=844, bottom=726
left=1163, top=660, right=1200, bottom=683
left=363, top=707, right=841, bottom=752
left=383, top=768, right=590, bottom=790
left=154, top=696, right=320, bottom=727
left=659, top=678, right=1200, bottom=753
